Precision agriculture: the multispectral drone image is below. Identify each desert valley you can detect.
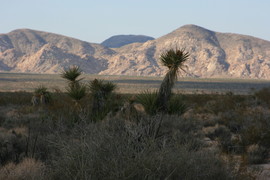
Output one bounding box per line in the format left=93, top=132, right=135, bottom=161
left=0, top=25, right=270, bottom=179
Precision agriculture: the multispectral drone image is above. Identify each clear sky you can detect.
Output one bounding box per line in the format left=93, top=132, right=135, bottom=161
left=1, top=0, right=269, bottom=43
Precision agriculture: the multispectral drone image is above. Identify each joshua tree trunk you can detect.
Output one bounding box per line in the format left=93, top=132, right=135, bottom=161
left=157, top=69, right=176, bottom=112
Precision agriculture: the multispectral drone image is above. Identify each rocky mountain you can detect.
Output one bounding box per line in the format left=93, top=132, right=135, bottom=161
left=0, top=29, right=114, bottom=73
left=101, top=35, right=154, bottom=48
left=1, top=25, right=270, bottom=79
left=100, top=25, right=270, bottom=79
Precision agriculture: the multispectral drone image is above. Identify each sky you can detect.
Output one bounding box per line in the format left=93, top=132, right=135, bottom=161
left=1, top=0, right=270, bottom=43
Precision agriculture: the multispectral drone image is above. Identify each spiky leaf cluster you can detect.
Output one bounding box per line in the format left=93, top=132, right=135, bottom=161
left=89, top=79, right=117, bottom=121
left=136, top=90, right=158, bottom=115
left=160, top=48, right=189, bottom=79
left=157, top=48, right=189, bottom=112
left=61, top=66, right=86, bottom=103
left=33, top=85, right=52, bottom=104
left=67, top=84, right=87, bottom=101
left=89, top=79, right=116, bottom=99
left=61, top=66, right=83, bottom=83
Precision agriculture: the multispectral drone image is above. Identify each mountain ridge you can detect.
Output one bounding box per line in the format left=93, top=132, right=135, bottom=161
left=101, top=34, right=154, bottom=48
left=1, top=24, right=270, bottom=79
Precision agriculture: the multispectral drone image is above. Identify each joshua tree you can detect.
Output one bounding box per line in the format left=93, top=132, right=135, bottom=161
left=156, top=48, right=189, bottom=112
left=61, top=66, right=86, bottom=110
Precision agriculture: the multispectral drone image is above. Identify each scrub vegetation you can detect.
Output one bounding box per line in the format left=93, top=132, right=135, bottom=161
left=0, top=49, right=269, bottom=179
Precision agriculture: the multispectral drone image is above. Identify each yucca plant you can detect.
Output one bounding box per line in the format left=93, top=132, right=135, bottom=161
left=136, top=90, right=158, bottom=115
left=61, top=65, right=83, bottom=86
left=89, top=79, right=117, bottom=120
left=66, top=84, right=87, bottom=108
left=156, top=48, right=189, bottom=112
left=32, top=85, right=51, bottom=106
left=61, top=66, right=86, bottom=110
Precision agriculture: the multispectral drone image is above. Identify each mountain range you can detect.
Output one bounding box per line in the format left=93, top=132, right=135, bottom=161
left=0, top=24, right=270, bottom=79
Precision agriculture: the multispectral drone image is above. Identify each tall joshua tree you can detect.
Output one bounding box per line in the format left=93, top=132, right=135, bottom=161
left=156, top=48, right=189, bottom=112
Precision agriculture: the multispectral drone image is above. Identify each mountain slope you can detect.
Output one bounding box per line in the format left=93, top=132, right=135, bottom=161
left=101, top=35, right=154, bottom=48
left=1, top=25, right=270, bottom=79
left=100, top=25, right=270, bottom=79
left=0, top=29, right=114, bottom=73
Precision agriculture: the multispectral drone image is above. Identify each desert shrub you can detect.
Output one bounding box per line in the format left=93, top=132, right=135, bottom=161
left=202, top=117, right=217, bottom=127
left=0, top=129, right=26, bottom=165
left=167, top=95, right=188, bottom=115
left=0, top=158, right=46, bottom=180
left=254, top=87, right=270, bottom=107
left=203, top=93, right=247, bottom=115
left=0, top=115, right=55, bottom=166
left=47, top=115, right=241, bottom=180
left=217, top=111, right=244, bottom=133
left=137, top=91, right=188, bottom=116
left=136, top=90, right=158, bottom=115
left=239, top=109, right=270, bottom=149
left=206, top=125, right=230, bottom=140
left=0, top=114, right=5, bottom=126
left=206, top=126, right=243, bottom=154
left=33, top=85, right=52, bottom=105
left=247, top=144, right=268, bottom=164
left=0, top=92, right=32, bottom=106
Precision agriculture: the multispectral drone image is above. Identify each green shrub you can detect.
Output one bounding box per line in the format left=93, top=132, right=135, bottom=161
left=136, top=90, right=158, bottom=115
left=168, top=95, right=188, bottom=115
left=137, top=91, right=188, bottom=116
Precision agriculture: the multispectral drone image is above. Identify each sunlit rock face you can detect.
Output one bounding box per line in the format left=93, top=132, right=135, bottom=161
left=1, top=25, right=270, bottom=79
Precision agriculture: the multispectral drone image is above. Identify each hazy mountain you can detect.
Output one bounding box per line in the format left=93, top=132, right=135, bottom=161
left=1, top=25, right=270, bottom=79
left=101, top=35, right=154, bottom=48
